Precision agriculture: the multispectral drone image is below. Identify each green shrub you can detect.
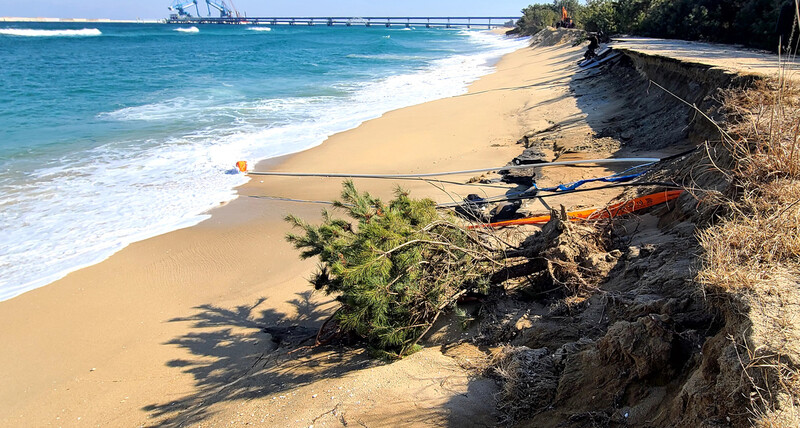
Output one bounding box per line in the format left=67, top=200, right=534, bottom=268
left=584, top=0, right=619, bottom=33
left=517, top=4, right=560, bottom=35
left=286, top=181, right=498, bottom=357
left=533, top=0, right=798, bottom=51
left=516, top=1, right=586, bottom=35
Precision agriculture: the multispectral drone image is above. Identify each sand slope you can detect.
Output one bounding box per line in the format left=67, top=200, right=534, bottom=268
left=0, top=37, right=598, bottom=426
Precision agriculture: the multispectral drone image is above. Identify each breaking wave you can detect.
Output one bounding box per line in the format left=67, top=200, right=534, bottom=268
left=0, top=28, right=102, bottom=37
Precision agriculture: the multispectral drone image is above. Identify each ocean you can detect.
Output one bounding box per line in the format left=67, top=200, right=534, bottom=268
left=0, top=22, right=528, bottom=301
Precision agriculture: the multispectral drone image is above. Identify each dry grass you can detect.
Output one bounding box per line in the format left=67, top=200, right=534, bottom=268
left=697, top=179, right=800, bottom=292
left=697, top=76, right=800, bottom=426
left=489, top=345, right=559, bottom=425
left=698, top=77, right=800, bottom=292
left=724, top=80, right=800, bottom=181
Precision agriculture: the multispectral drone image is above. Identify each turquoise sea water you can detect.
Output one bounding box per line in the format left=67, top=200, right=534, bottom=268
left=0, top=22, right=527, bottom=301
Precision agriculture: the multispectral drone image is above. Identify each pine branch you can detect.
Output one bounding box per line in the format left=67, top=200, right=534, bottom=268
left=284, top=182, right=501, bottom=356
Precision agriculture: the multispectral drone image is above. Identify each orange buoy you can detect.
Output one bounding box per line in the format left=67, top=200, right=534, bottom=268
left=471, top=190, right=683, bottom=229
left=236, top=161, right=248, bottom=173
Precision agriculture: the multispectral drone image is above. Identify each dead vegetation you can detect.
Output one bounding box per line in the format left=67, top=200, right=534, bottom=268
left=491, top=345, right=560, bottom=425
left=697, top=78, right=800, bottom=426
left=510, top=207, right=614, bottom=296
left=470, top=54, right=800, bottom=427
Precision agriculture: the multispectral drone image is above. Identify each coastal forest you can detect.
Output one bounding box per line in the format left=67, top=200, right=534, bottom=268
left=515, top=0, right=797, bottom=50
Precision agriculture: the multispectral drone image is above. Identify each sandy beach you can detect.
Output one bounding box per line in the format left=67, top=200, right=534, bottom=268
left=0, top=33, right=609, bottom=426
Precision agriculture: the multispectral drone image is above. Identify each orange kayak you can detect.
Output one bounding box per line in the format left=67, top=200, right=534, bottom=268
left=472, top=190, right=683, bottom=229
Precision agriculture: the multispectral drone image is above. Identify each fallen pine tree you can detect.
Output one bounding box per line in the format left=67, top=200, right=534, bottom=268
left=285, top=181, right=503, bottom=358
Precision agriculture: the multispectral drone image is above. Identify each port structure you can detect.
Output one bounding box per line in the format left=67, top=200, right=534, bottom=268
left=164, top=15, right=519, bottom=29
left=168, top=0, right=243, bottom=20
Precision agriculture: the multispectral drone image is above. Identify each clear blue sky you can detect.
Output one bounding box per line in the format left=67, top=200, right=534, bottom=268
left=0, top=1, right=531, bottom=20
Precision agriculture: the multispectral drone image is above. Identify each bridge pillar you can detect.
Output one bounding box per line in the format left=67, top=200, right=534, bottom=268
left=446, top=18, right=450, bottom=29
left=366, top=18, right=370, bottom=27
left=467, top=18, right=471, bottom=29
left=426, top=18, right=430, bottom=28
left=327, top=18, right=333, bottom=26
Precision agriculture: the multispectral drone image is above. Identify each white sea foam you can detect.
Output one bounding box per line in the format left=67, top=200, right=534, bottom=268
left=345, top=53, right=428, bottom=61
left=174, top=27, right=199, bottom=33
left=100, top=97, right=203, bottom=121
left=248, top=27, right=272, bottom=32
left=0, top=30, right=530, bottom=302
left=0, top=28, right=101, bottom=37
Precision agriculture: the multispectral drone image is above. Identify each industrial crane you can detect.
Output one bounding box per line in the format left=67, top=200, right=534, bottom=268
left=168, top=0, right=200, bottom=18
left=168, top=0, right=240, bottom=19
left=206, top=0, right=232, bottom=17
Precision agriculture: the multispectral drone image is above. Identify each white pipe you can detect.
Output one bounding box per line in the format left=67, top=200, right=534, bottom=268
left=245, top=158, right=660, bottom=179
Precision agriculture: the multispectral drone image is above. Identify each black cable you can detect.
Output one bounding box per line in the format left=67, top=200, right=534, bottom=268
left=658, top=145, right=703, bottom=163
left=248, top=181, right=681, bottom=208
left=435, top=181, right=680, bottom=208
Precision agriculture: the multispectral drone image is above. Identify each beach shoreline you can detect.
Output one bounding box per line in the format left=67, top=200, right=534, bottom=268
left=0, top=34, right=596, bottom=426
left=0, top=27, right=527, bottom=304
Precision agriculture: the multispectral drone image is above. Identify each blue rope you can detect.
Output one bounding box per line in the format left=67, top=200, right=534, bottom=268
left=531, top=162, right=653, bottom=193
left=456, top=163, right=656, bottom=205
left=536, top=171, right=646, bottom=192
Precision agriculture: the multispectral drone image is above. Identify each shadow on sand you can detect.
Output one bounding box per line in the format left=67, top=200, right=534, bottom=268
left=143, top=290, right=376, bottom=426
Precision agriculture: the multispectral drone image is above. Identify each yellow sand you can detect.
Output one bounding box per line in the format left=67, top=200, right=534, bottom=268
left=0, top=37, right=595, bottom=426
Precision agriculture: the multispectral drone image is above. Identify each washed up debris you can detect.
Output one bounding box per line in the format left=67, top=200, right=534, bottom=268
left=501, top=147, right=548, bottom=186
left=454, top=194, right=489, bottom=222
left=489, top=200, right=522, bottom=223
left=472, top=190, right=683, bottom=229
left=454, top=195, right=524, bottom=223
left=512, top=147, right=548, bottom=166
